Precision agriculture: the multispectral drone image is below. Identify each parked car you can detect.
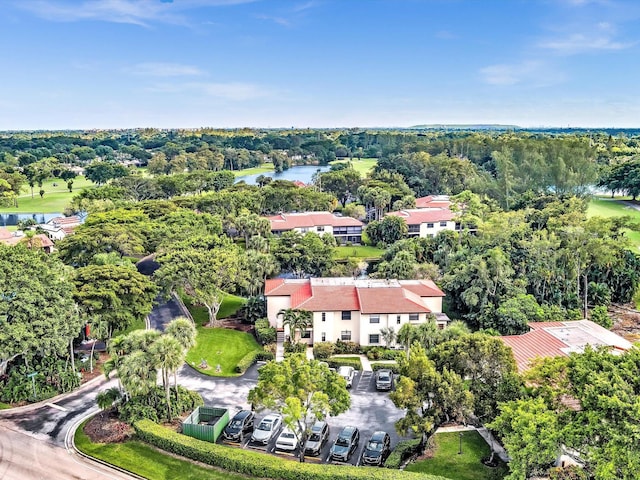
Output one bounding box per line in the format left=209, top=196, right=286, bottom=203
left=275, top=428, right=299, bottom=451
left=223, top=409, right=255, bottom=441
left=304, top=421, right=330, bottom=456
left=338, top=366, right=356, bottom=388
left=375, top=369, right=394, bottom=391
left=329, top=425, right=360, bottom=462
left=251, top=414, right=283, bottom=444
left=361, top=431, right=391, bottom=466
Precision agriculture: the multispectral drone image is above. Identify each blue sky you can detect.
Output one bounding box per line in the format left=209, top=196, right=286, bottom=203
left=2, top=0, right=640, bottom=129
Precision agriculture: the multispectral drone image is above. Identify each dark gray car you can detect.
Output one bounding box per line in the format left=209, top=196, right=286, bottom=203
left=361, top=431, right=391, bottom=466
left=329, top=425, right=360, bottom=462
left=304, top=421, right=330, bottom=456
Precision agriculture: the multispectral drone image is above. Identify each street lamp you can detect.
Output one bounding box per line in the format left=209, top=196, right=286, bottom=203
left=458, top=432, right=463, bottom=455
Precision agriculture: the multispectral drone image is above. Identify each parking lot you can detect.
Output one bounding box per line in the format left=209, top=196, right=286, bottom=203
left=181, top=365, right=406, bottom=467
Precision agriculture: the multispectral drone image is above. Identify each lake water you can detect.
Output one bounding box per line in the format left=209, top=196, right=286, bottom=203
left=0, top=213, right=62, bottom=227
left=235, top=165, right=331, bottom=185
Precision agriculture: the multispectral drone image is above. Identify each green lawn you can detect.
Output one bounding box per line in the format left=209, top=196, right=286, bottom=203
left=329, top=158, right=378, bottom=177
left=75, top=421, right=249, bottom=480
left=588, top=197, right=640, bottom=249
left=233, top=163, right=275, bottom=177
left=405, top=431, right=507, bottom=480
left=334, top=245, right=384, bottom=259
left=114, top=317, right=147, bottom=338
left=0, top=176, right=94, bottom=213
left=0, top=402, right=11, bottom=409
left=182, top=294, right=261, bottom=377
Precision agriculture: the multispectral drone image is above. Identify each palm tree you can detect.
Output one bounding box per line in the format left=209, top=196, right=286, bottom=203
left=151, top=335, right=184, bottom=422
left=278, top=308, right=313, bottom=344
left=396, top=323, right=416, bottom=359
left=165, top=317, right=196, bottom=402
left=96, top=387, right=122, bottom=417
left=119, top=350, right=156, bottom=400
left=380, top=326, right=396, bottom=348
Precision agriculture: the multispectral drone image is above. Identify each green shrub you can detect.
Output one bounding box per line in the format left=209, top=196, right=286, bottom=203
left=371, top=362, right=399, bottom=374
left=384, top=438, right=422, bottom=469
left=284, top=341, right=306, bottom=354
left=118, top=386, right=203, bottom=425
left=590, top=305, right=612, bottom=329
left=235, top=351, right=260, bottom=373
left=327, top=357, right=362, bottom=371
left=363, top=347, right=402, bottom=361
left=334, top=339, right=361, bottom=354
left=255, top=351, right=275, bottom=362
left=254, top=319, right=276, bottom=345
left=313, top=342, right=335, bottom=360
left=134, top=420, right=444, bottom=480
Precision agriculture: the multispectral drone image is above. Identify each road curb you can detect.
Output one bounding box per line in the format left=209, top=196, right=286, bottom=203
left=66, top=409, right=146, bottom=480
left=0, top=371, right=114, bottom=415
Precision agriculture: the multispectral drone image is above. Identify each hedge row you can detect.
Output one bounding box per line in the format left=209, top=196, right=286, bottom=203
left=134, top=420, right=446, bottom=480
left=384, top=438, right=422, bottom=469
left=362, top=346, right=404, bottom=361
left=327, top=357, right=362, bottom=371
left=235, top=350, right=273, bottom=373
left=254, top=318, right=276, bottom=345
left=370, top=362, right=400, bottom=374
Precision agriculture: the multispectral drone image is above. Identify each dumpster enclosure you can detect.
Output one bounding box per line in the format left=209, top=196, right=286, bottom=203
left=182, top=406, right=230, bottom=443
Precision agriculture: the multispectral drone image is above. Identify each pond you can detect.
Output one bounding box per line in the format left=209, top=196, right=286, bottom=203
left=235, top=165, right=331, bottom=185
left=0, top=213, right=63, bottom=227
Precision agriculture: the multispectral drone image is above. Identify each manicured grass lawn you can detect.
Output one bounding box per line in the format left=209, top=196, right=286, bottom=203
left=405, top=431, right=508, bottom=480
left=588, top=197, right=640, bottom=249
left=0, top=402, right=11, bottom=409
left=75, top=421, right=249, bottom=480
left=330, top=158, right=378, bottom=177
left=182, top=294, right=261, bottom=377
left=334, top=245, right=384, bottom=259
left=1, top=176, right=94, bottom=213
left=233, top=163, right=275, bottom=177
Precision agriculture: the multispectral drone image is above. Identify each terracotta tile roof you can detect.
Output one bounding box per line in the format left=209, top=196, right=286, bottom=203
left=415, top=195, right=451, bottom=209
left=265, top=278, right=441, bottom=314
left=0, top=233, right=55, bottom=249
left=297, top=285, right=360, bottom=310
left=400, top=280, right=445, bottom=297
left=501, top=320, right=633, bottom=372
left=267, top=212, right=363, bottom=231
left=48, top=216, right=82, bottom=226
left=386, top=208, right=455, bottom=225
left=356, top=287, right=431, bottom=314
left=500, top=329, right=569, bottom=373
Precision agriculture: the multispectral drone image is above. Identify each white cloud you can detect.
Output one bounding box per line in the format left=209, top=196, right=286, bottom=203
left=539, top=33, right=633, bottom=53
left=16, top=0, right=256, bottom=26
left=147, top=81, right=271, bottom=100
left=130, top=62, right=204, bottom=76
left=479, top=61, right=566, bottom=87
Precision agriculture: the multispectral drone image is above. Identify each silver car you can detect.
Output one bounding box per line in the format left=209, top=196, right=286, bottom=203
left=304, top=421, right=330, bottom=456
left=251, top=414, right=283, bottom=444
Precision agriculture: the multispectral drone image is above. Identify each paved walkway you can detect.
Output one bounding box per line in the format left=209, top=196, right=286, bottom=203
left=435, top=425, right=509, bottom=462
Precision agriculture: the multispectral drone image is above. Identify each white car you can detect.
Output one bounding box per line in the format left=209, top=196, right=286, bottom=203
left=338, top=366, right=356, bottom=388
left=275, top=428, right=299, bottom=451
left=251, top=414, right=283, bottom=444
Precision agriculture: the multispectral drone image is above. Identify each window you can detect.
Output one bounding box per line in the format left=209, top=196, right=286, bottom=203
left=396, top=315, right=401, bottom=325
left=341, top=311, right=351, bottom=321
left=437, top=323, right=445, bottom=330
left=370, top=314, right=380, bottom=324
left=321, top=332, right=326, bottom=341
left=440, top=221, right=447, bottom=227
left=409, top=313, right=419, bottom=321
left=369, top=334, right=380, bottom=344
left=426, top=222, right=434, bottom=228
left=317, top=226, right=325, bottom=232
left=408, top=224, right=420, bottom=233
left=341, top=330, right=351, bottom=341
left=321, top=312, right=326, bottom=322
left=301, top=330, right=311, bottom=339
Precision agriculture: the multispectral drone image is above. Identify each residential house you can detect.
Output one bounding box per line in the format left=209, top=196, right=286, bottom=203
left=500, top=320, right=632, bottom=372
left=266, top=212, right=364, bottom=244
left=0, top=228, right=55, bottom=253
left=38, top=215, right=82, bottom=241
left=386, top=208, right=457, bottom=238
left=264, top=277, right=449, bottom=346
